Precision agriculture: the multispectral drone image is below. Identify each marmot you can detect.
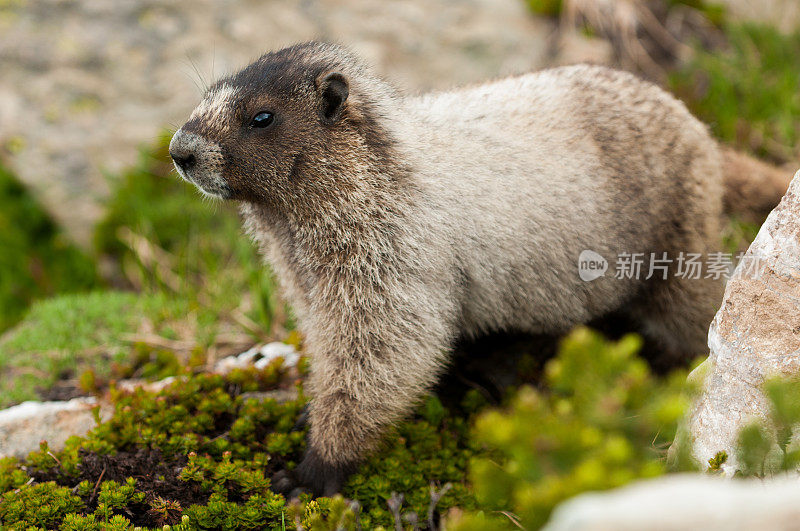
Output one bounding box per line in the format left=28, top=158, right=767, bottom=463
left=169, top=42, right=791, bottom=495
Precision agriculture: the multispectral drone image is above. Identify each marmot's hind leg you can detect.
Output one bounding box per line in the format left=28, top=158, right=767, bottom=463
left=630, top=274, right=724, bottom=373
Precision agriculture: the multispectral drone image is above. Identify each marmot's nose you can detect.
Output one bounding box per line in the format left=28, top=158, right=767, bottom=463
left=169, top=129, right=197, bottom=171
left=171, top=151, right=196, bottom=171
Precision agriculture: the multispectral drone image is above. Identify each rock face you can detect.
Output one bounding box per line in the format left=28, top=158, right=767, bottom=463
left=0, top=397, right=111, bottom=459
left=688, top=170, right=800, bottom=473
left=544, top=474, right=800, bottom=531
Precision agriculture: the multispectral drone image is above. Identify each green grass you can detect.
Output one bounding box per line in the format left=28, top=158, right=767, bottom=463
left=0, top=291, right=188, bottom=407
left=0, top=134, right=283, bottom=407
left=0, top=164, right=98, bottom=333
left=671, top=23, right=800, bottom=163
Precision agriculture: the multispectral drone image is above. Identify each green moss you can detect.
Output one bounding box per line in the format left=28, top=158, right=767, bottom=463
left=0, top=482, right=85, bottom=528
left=0, top=163, right=98, bottom=333
left=344, top=395, right=482, bottom=528
left=0, top=291, right=187, bottom=407
left=0, top=349, right=487, bottom=530
left=5, top=327, right=800, bottom=529
left=0, top=362, right=302, bottom=529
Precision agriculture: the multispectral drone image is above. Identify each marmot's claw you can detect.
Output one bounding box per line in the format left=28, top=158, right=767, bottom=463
left=295, top=448, right=356, bottom=497
left=272, top=445, right=354, bottom=498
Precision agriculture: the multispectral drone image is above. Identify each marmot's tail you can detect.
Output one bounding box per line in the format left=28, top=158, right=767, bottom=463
left=722, top=146, right=794, bottom=222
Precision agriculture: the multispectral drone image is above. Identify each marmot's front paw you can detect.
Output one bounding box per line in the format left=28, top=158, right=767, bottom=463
left=273, top=448, right=357, bottom=497
left=270, top=469, right=310, bottom=499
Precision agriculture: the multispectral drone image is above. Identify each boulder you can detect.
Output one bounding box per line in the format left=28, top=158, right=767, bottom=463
left=688, top=170, right=800, bottom=473
left=544, top=474, right=800, bottom=531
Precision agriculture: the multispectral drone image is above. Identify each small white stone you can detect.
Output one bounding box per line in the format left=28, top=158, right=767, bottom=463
left=254, top=342, right=300, bottom=369
left=214, top=342, right=300, bottom=373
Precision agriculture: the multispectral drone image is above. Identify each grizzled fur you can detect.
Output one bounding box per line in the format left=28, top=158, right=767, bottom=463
left=170, top=42, right=791, bottom=495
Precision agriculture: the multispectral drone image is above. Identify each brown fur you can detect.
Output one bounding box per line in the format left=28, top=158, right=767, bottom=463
left=721, top=147, right=794, bottom=223
left=169, top=42, right=792, bottom=495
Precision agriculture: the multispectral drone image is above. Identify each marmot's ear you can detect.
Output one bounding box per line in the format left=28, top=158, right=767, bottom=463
left=316, top=72, right=349, bottom=123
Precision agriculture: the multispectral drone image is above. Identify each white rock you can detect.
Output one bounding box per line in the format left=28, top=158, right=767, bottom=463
left=214, top=341, right=299, bottom=373
left=115, top=376, right=176, bottom=394
left=544, top=474, right=800, bottom=531
left=687, top=170, right=800, bottom=473
left=0, top=397, right=111, bottom=458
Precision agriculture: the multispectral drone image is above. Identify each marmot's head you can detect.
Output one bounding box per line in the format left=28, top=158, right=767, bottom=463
left=170, top=42, right=397, bottom=210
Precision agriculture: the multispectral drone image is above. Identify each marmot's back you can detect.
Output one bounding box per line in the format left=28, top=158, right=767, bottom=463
left=398, top=65, right=725, bottom=336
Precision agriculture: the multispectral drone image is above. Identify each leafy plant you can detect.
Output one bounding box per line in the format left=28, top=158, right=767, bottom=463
left=0, top=356, right=485, bottom=529
left=734, top=377, right=800, bottom=477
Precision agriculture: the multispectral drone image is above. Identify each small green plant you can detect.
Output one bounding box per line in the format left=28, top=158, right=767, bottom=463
left=707, top=450, right=728, bottom=473
left=734, top=377, right=800, bottom=477
left=0, top=355, right=487, bottom=529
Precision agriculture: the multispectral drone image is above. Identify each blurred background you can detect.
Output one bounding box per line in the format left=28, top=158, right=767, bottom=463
left=1, top=0, right=799, bottom=405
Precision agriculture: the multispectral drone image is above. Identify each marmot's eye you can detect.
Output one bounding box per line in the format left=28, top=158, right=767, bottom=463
left=250, top=111, right=274, bottom=128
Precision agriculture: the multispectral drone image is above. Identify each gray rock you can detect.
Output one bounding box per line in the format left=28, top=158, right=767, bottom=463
left=0, top=397, right=111, bottom=458
left=544, top=474, right=800, bottom=531
left=687, top=170, right=800, bottom=474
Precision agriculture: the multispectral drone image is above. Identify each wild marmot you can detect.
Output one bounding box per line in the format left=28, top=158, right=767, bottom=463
left=169, top=42, right=791, bottom=495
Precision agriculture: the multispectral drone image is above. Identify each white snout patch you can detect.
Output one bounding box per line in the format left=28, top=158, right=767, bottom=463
left=170, top=129, right=230, bottom=199
left=190, top=84, right=238, bottom=125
